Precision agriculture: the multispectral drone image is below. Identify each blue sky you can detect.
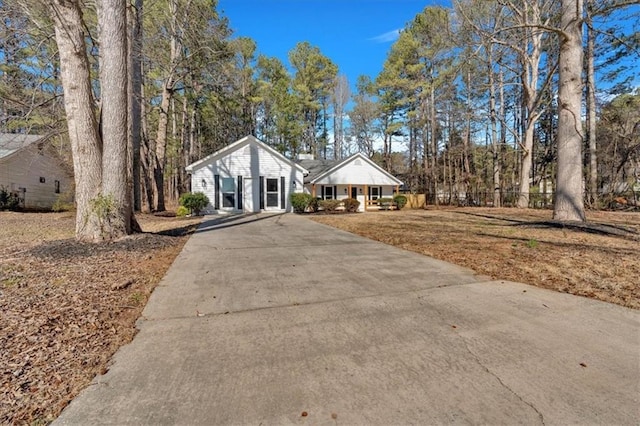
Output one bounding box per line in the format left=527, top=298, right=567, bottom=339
left=218, top=1, right=639, bottom=95
left=218, top=0, right=450, bottom=89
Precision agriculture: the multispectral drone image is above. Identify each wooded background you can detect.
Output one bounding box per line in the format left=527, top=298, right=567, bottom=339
left=1, top=0, right=638, bottom=235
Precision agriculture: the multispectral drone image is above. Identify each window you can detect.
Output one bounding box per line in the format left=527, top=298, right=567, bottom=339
left=266, top=178, right=279, bottom=207
left=324, top=186, right=334, bottom=200
left=370, top=186, right=380, bottom=200
left=55, top=180, right=60, bottom=194
left=221, top=177, right=235, bottom=208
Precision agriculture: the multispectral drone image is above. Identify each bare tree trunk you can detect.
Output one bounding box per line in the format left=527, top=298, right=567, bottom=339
left=189, top=104, right=197, bottom=164
left=514, top=1, right=546, bottom=209
left=430, top=84, right=438, bottom=205
left=332, top=74, right=349, bottom=160
left=139, top=76, right=154, bottom=212
left=152, top=0, right=182, bottom=212
left=554, top=0, right=585, bottom=222
left=463, top=68, right=472, bottom=197
left=154, top=83, right=171, bottom=212
left=99, top=0, right=131, bottom=236
left=47, top=0, right=102, bottom=240
left=499, top=67, right=507, bottom=205
left=489, top=50, right=501, bottom=207
left=585, top=4, right=598, bottom=207
left=130, top=0, right=143, bottom=212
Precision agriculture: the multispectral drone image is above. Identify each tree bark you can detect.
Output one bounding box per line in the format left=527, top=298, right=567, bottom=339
left=585, top=4, right=598, bottom=206
left=554, top=0, right=586, bottom=222
left=130, top=0, right=143, bottom=212
left=47, top=0, right=103, bottom=240
left=513, top=1, right=546, bottom=209
left=99, top=0, right=131, bottom=237
left=488, top=48, right=501, bottom=207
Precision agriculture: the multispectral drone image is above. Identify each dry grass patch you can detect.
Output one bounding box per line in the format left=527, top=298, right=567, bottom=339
left=0, top=212, right=202, bottom=424
left=311, top=208, right=639, bottom=309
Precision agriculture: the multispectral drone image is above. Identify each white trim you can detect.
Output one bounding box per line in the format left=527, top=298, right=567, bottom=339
left=185, top=135, right=308, bottom=175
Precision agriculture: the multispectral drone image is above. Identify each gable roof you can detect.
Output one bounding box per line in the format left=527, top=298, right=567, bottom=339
left=0, top=133, right=45, bottom=159
left=300, top=152, right=403, bottom=185
left=185, top=135, right=308, bottom=174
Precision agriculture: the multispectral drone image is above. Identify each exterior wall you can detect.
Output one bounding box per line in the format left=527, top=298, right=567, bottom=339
left=313, top=156, right=401, bottom=186
left=190, top=140, right=304, bottom=214
left=0, top=145, right=73, bottom=209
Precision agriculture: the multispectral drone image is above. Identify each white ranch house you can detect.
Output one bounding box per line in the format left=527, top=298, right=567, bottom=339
left=0, top=133, right=73, bottom=210
left=185, top=135, right=403, bottom=214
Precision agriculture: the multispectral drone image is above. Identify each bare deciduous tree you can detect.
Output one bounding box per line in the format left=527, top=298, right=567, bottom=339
left=554, top=0, right=586, bottom=221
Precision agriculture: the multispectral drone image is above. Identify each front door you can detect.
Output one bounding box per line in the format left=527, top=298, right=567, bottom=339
left=351, top=186, right=358, bottom=199
left=243, top=177, right=259, bottom=213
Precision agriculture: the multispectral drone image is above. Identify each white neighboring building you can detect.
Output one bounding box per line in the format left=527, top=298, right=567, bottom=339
left=0, top=133, right=73, bottom=210
left=185, top=135, right=307, bottom=214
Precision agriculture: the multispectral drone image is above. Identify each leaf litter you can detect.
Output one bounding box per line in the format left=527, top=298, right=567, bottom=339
left=0, top=212, right=201, bottom=424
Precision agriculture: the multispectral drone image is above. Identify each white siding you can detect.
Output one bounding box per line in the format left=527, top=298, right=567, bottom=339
left=314, top=156, right=401, bottom=185
left=189, top=139, right=303, bottom=213
left=0, top=145, right=73, bottom=209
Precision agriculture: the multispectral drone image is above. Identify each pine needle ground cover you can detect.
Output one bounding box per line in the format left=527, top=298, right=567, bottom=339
left=0, top=212, right=201, bottom=424
left=311, top=208, right=639, bottom=309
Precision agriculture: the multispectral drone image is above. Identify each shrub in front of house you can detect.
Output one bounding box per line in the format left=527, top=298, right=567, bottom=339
left=0, top=187, right=20, bottom=211
left=393, top=194, right=407, bottom=210
left=179, top=192, right=209, bottom=216
left=342, top=197, right=360, bottom=212
left=176, top=205, right=190, bottom=217
left=290, top=192, right=315, bottom=213
left=318, top=199, right=342, bottom=212
left=377, top=197, right=395, bottom=210
left=308, top=197, right=319, bottom=212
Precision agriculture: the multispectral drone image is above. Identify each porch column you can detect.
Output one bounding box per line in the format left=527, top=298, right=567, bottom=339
left=364, top=184, right=368, bottom=211
left=312, top=184, right=316, bottom=198
left=395, top=184, right=399, bottom=195
left=348, top=183, right=352, bottom=198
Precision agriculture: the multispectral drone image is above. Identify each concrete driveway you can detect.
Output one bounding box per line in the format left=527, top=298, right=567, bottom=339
left=56, top=213, right=639, bottom=425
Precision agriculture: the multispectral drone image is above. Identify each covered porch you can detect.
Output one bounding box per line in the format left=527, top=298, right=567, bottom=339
left=309, top=183, right=401, bottom=212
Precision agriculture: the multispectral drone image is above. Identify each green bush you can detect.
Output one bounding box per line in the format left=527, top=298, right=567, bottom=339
left=176, top=205, right=190, bottom=217
left=308, top=197, right=319, bottom=212
left=0, top=187, right=20, bottom=211
left=52, top=189, right=75, bottom=212
left=393, top=194, right=407, bottom=210
left=342, top=197, right=360, bottom=212
left=179, top=192, right=209, bottom=215
left=290, top=192, right=315, bottom=213
left=318, top=199, right=341, bottom=211
left=377, top=197, right=394, bottom=210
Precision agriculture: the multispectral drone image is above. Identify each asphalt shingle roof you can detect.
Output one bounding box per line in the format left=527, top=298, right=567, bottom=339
left=296, top=158, right=338, bottom=183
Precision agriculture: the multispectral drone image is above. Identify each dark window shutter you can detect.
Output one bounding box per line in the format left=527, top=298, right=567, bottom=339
left=334, top=186, right=337, bottom=200
left=379, top=186, right=382, bottom=198
left=280, top=176, right=285, bottom=209
left=237, top=176, right=243, bottom=210
left=214, top=174, right=220, bottom=210
left=321, top=185, right=325, bottom=200
left=259, top=176, right=265, bottom=209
